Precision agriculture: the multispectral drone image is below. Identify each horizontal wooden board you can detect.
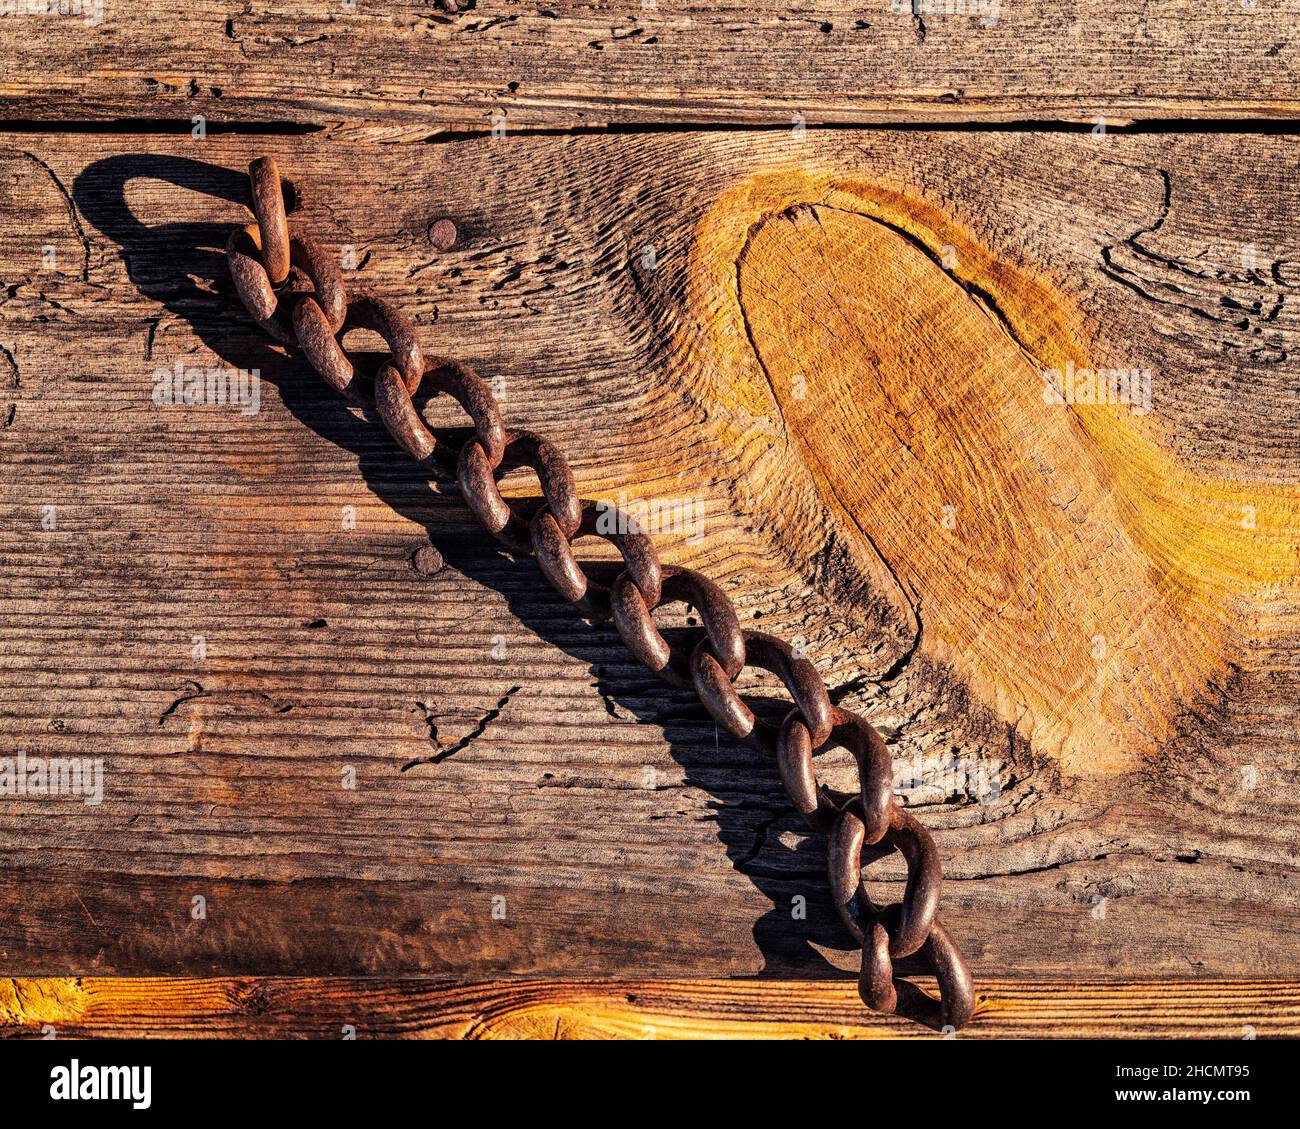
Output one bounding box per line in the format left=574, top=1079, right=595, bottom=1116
left=0, top=129, right=1298, bottom=992
left=3, top=977, right=1299, bottom=1038
left=0, top=2, right=1298, bottom=128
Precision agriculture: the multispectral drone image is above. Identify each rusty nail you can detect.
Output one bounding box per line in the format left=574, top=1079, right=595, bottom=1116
left=428, top=218, right=458, bottom=252
left=412, top=543, right=445, bottom=577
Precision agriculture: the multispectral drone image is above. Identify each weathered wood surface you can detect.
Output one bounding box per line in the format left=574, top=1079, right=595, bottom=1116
left=4, top=977, right=1300, bottom=1038
left=1, top=2, right=1299, bottom=129
left=1, top=130, right=1298, bottom=987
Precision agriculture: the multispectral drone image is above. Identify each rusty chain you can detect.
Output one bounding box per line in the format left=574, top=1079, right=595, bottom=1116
left=225, top=155, right=976, bottom=1030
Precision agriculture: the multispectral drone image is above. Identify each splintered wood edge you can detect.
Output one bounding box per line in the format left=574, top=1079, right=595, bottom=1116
left=2, top=978, right=1298, bottom=1039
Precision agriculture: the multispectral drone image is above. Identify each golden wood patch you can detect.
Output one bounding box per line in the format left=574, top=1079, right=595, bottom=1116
left=680, top=169, right=1300, bottom=774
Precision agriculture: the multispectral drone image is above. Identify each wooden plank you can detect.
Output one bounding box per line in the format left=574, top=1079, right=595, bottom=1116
left=1, top=130, right=1298, bottom=985
left=0, top=2, right=1298, bottom=129
left=3, top=977, right=1299, bottom=1038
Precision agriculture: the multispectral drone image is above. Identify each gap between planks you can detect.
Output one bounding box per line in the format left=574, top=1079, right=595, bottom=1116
left=6, top=118, right=1300, bottom=141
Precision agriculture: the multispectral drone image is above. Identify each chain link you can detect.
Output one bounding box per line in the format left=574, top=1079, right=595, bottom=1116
left=225, top=156, right=976, bottom=1029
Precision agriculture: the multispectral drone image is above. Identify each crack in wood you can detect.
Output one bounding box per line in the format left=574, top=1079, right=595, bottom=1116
left=401, top=685, right=523, bottom=771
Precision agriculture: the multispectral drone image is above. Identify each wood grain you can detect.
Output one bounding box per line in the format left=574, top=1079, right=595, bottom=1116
left=0, top=2, right=1298, bottom=129
left=3, top=977, right=1298, bottom=1038
left=693, top=174, right=1300, bottom=774
left=1, top=130, right=1298, bottom=988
